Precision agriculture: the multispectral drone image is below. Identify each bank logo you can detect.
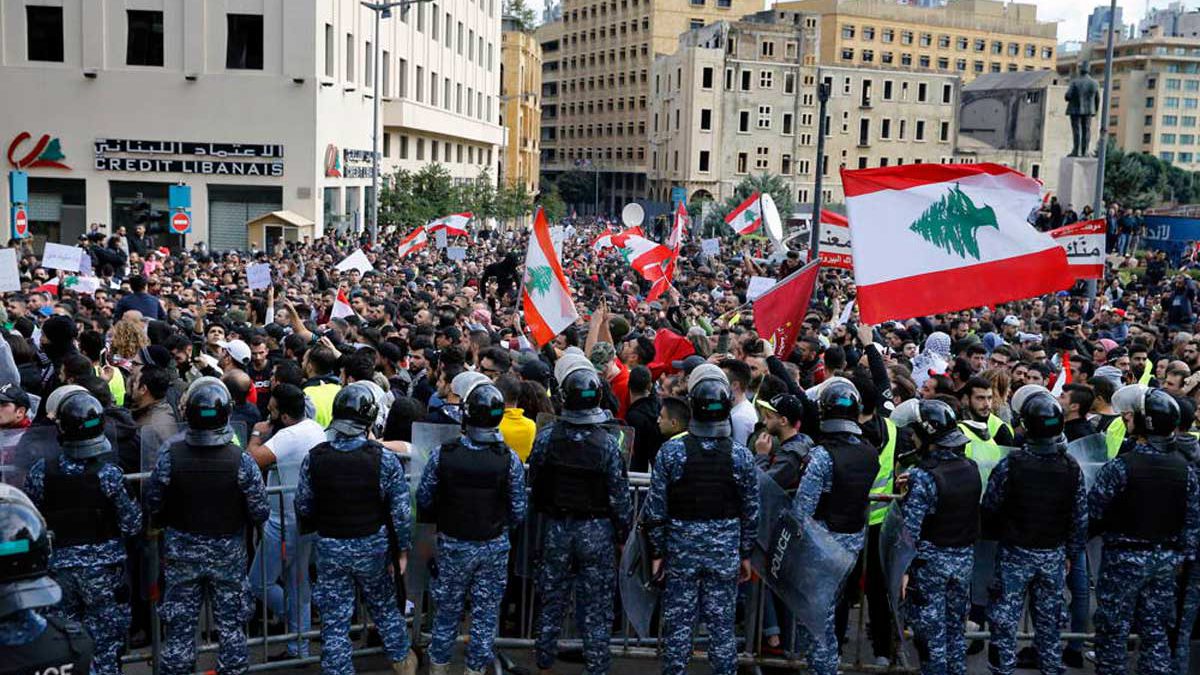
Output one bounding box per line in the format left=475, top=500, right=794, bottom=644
left=324, top=144, right=342, bottom=177
left=7, top=132, right=69, bottom=170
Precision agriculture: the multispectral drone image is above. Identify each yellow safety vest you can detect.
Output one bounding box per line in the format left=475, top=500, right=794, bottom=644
left=1139, top=360, right=1154, bottom=386
left=960, top=423, right=1003, bottom=465
left=1105, top=416, right=1127, bottom=459
left=305, top=382, right=342, bottom=429
left=868, top=418, right=897, bottom=526
left=986, top=414, right=1013, bottom=443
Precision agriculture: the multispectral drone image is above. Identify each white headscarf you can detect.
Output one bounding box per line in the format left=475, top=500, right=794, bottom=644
left=911, top=332, right=951, bottom=389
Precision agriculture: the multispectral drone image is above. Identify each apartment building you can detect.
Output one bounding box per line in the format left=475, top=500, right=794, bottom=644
left=501, top=18, right=543, bottom=192
left=536, top=20, right=564, bottom=178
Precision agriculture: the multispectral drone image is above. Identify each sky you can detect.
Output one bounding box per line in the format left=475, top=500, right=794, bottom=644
left=1034, top=0, right=1193, bottom=44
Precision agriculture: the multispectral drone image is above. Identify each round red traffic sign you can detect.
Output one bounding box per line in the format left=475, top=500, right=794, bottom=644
left=12, top=209, right=27, bottom=237
left=170, top=211, right=191, bottom=234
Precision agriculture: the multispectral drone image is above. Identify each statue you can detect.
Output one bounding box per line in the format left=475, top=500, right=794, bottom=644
left=1065, top=60, right=1101, bottom=157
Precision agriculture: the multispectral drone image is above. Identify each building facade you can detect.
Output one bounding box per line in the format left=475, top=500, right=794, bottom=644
left=1086, top=4, right=1125, bottom=44
left=501, top=20, right=543, bottom=193
left=648, top=12, right=961, bottom=210
left=1059, top=29, right=1200, bottom=171
left=536, top=20, right=564, bottom=177
left=0, top=0, right=502, bottom=250
left=1140, top=2, right=1200, bottom=40
left=775, top=0, right=1057, bottom=85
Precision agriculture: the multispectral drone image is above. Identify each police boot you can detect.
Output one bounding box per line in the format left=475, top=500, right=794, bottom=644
left=429, top=662, right=451, bottom=675
left=391, top=650, right=418, bottom=675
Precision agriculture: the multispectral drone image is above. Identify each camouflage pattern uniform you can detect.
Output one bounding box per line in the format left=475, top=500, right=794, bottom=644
left=980, top=444, right=1088, bottom=675
left=643, top=435, right=759, bottom=675
left=1174, top=433, right=1200, bottom=675
left=24, top=454, right=142, bottom=675
left=416, top=434, right=527, bottom=672
left=1089, top=441, right=1200, bottom=675
left=294, top=435, right=414, bottom=675
left=144, top=447, right=269, bottom=675
left=902, top=448, right=975, bottom=675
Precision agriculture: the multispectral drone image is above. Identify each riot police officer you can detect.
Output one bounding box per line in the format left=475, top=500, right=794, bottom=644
left=794, top=378, right=880, bottom=675
left=529, top=364, right=632, bottom=675
left=0, top=483, right=94, bottom=674
left=981, top=385, right=1088, bottom=675
left=1090, top=385, right=1200, bottom=675
left=144, top=377, right=269, bottom=675
left=891, top=398, right=980, bottom=675
left=295, top=382, right=418, bottom=675
left=417, top=377, right=527, bottom=675
left=643, top=364, right=758, bottom=675
left=23, top=392, right=141, bottom=675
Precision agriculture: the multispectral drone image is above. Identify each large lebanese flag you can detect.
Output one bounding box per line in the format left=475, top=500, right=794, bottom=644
left=397, top=226, right=428, bottom=257
left=522, top=207, right=579, bottom=346
left=817, top=210, right=854, bottom=270
left=754, top=261, right=820, bottom=359
left=1049, top=218, right=1106, bottom=280
left=428, top=212, right=471, bottom=237
left=842, top=163, right=1074, bottom=323
left=610, top=226, right=645, bottom=248
left=725, top=192, right=763, bottom=235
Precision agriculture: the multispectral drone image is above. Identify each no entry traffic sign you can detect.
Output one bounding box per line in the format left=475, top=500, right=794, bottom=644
left=170, top=211, right=191, bottom=234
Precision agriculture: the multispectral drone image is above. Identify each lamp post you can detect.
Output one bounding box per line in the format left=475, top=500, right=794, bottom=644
left=362, top=0, right=433, bottom=246
left=810, top=75, right=831, bottom=260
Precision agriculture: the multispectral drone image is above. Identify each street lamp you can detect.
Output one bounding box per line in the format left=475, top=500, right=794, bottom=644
left=362, top=0, right=433, bottom=246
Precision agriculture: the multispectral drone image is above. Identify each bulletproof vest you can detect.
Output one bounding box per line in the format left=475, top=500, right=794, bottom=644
left=814, top=436, right=881, bottom=534
left=164, top=441, right=248, bottom=537
left=667, top=435, right=741, bottom=521
left=435, top=439, right=510, bottom=541
left=918, top=455, right=981, bottom=548
left=308, top=441, right=387, bottom=539
left=1104, top=451, right=1189, bottom=545
left=0, top=615, right=94, bottom=675
left=41, top=459, right=120, bottom=548
left=1000, top=452, right=1079, bottom=549
left=534, top=424, right=611, bottom=518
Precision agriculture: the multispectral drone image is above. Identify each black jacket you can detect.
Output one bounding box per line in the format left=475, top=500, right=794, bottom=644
left=625, top=394, right=663, bottom=473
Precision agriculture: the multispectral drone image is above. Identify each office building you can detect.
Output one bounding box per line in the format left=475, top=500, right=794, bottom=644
left=1140, top=1, right=1200, bottom=39
left=502, top=18, right=543, bottom=192
left=1086, top=4, right=1125, bottom=44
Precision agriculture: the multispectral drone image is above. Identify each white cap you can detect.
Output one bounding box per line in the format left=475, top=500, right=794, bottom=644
left=216, top=339, right=251, bottom=366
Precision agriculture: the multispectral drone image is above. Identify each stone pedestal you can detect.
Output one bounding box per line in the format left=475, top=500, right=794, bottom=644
left=1058, top=157, right=1099, bottom=211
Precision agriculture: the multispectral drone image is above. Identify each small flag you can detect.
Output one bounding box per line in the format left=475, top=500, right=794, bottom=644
left=754, top=261, right=820, bottom=359
left=725, top=192, right=763, bottom=235
left=591, top=228, right=615, bottom=253
left=522, top=207, right=580, bottom=346
left=817, top=210, right=854, bottom=270
left=619, top=235, right=675, bottom=300
left=330, top=289, right=356, bottom=320
left=32, top=278, right=59, bottom=296
left=398, top=226, right=428, bottom=257
left=1050, top=350, right=1072, bottom=397
left=427, top=212, right=472, bottom=237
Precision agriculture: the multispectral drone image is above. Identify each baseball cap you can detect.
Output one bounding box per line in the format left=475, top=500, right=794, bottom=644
left=590, top=341, right=617, bottom=370
left=518, top=358, right=552, bottom=383
left=0, top=381, right=32, bottom=410
left=1002, top=315, right=1021, bottom=328
left=216, top=339, right=251, bottom=366
left=756, top=393, right=806, bottom=425
left=671, top=355, right=707, bottom=375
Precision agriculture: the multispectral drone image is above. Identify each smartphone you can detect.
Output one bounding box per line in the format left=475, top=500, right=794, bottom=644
left=191, top=341, right=202, bottom=359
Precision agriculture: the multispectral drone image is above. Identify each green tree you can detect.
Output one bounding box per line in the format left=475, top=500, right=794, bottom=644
left=908, top=184, right=999, bottom=259
left=538, top=186, right=567, bottom=223
left=553, top=170, right=596, bottom=209
left=504, top=0, right=538, bottom=31
left=379, top=163, right=457, bottom=230
left=707, top=173, right=797, bottom=236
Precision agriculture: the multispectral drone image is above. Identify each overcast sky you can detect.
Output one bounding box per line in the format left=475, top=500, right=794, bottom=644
left=1034, top=0, right=1194, bottom=44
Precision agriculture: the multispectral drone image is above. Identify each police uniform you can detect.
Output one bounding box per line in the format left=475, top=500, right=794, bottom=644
left=417, top=380, right=527, bottom=675
left=23, top=393, right=142, bottom=675
left=981, top=386, right=1087, bottom=675
left=144, top=378, right=269, bottom=675
left=642, top=365, right=758, bottom=675
left=0, top=484, right=94, bottom=675
left=1175, top=430, right=1200, bottom=674
left=294, top=383, right=418, bottom=675
left=528, top=367, right=632, bottom=675
left=1090, top=387, right=1200, bottom=675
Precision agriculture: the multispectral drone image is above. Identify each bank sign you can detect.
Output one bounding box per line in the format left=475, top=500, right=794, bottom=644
left=94, top=139, right=284, bottom=177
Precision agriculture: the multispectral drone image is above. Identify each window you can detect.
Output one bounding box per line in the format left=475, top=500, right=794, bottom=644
left=416, top=65, right=424, bottom=101
left=1165, top=115, right=1179, bottom=126
left=458, top=22, right=464, bottom=54
left=919, top=33, right=932, bottom=47
left=699, top=150, right=710, bottom=172
left=938, top=35, right=950, bottom=48
left=785, top=72, right=795, bottom=94
left=400, top=135, right=409, bottom=159
left=431, top=141, right=438, bottom=162
left=956, top=36, right=968, bottom=50
left=901, top=31, right=913, bottom=45
left=1185, top=116, right=1197, bottom=126
left=1164, top=97, right=1177, bottom=108
left=702, top=66, right=714, bottom=89
left=739, top=110, right=750, bottom=132
left=937, top=57, right=949, bottom=70
left=345, top=33, right=356, bottom=80
left=365, top=41, right=373, bottom=85
left=863, top=27, right=875, bottom=41
left=26, top=6, right=63, bottom=62
left=755, top=147, right=769, bottom=170
left=858, top=118, right=870, bottom=145
left=915, top=120, right=926, bottom=140
left=416, top=138, right=425, bottom=160
left=1187, top=98, right=1200, bottom=109
left=700, top=108, right=712, bottom=130
left=781, top=154, right=792, bottom=174
left=383, top=133, right=391, bottom=158
left=883, top=80, right=894, bottom=100
left=939, top=120, right=949, bottom=142
left=430, top=72, right=439, bottom=106
left=758, top=105, right=772, bottom=129
left=1188, top=81, right=1200, bottom=92
left=761, top=41, right=775, bottom=57
left=1182, top=134, right=1196, bottom=144
left=226, top=14, right=264, bottom=70
left=917, top=82, right=928, bottom=102
left=842, top=25, right=855, bottom=39
left=126, top=10, right=164, bottom=66
left=760, top=71, right=773, bottom=88
left=445, top=13, right=452, bottom=47
left=1168, top=78, right=1182, bottom=90
left=324, top=24, right=334, bottom=77
left=919, top=55, right=930, bottom=68
left=382, top=51, right=390, bottom=95
left=737, top=152, right=748, bottom=173
left=882, top=29, right=894, bottom=43
left=881, top=118, right=891, bottom=139
left=741, top=70, right=751, bottom=91
left=974, top=38, right=985, bottom=52
left=862, top=50, right=874, bottom=63
left=782, top=113, right=793, bottom=135
left=432, top=4, right=439, bottom=39
left=691, top=0, right=705, bottom=5
left=399, top=59, right=408, bottom=97
left=1162, top=151, right=1176, bottom=162
left=1162, top=133, right=1177, bottom=144
left=841, top=48, right=855, bottom=61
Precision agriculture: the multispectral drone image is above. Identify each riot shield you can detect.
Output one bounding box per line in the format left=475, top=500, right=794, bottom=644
left=535, top=412, right=635, bottom=466
left=0, top=426, right=59, bottom=487
left=138, top=422, right=182, bottom=474
left=619, top=503, right=660, bottom=638
left=407, top=423, right=462, bottom=496
left=751, top=471, right=856, bottom=643
left=879, top=501, right=918, bottom=640
left=975, top=446, right=1016, bottom=494
left=1067, top=433, right=1108, bottom=492
left=971, top=540, right=998, bottom=606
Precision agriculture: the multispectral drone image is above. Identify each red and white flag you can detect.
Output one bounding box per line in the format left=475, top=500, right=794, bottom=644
left=725, top=192, right=763, bottom=235
left=33, top=278, right=59, bottom=297
left=661, top=202, right=689, bottom=288
left=754, top=261, right=820, bottom=359
left=522, top=208, right=580, bottom=346
left=1050, top=350, right=1072, bottom=397
left=397, top=226, right=428, bottom=258
left=591, top=228, right=618, bottom=254
left=841, top=163, right=1074, bottom=323
left=428, top=212, right=472, bottom=237
left=610, top=226, right=645, bottom=248
left=619, top=235, right=674, bottom=300
left=330, top=289, right=357, bottom=320
left=817, top=210, right=854, bottom=270
left=1049, top=218, right=1106, bottom=280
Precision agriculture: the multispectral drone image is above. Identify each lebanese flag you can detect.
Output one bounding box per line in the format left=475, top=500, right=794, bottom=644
left=33, top=278, right=59, bottom=296
left=842, top=163, right=1074, bottom=323
left=660, top=202, right=688, bottom=290
left=398, top=226, right=428, bottom=257
left=610, top=226, right=646, bottom=248
left=754, top=261, right=820, bottom=359
left=817, top=210, right=854, bottom=270
left=591, top=228, right=615, bottom=253
left=522, top=207, right=579, bottom=346
left=428, top=212, right=471, bottom=237
left=1049, top=218, right=1106, bottom=280
left=1050, top=349, right=1072, bottom=397
left=725, top=192, right=763, bottom=235
left=330, top=289, right=356, bottom=320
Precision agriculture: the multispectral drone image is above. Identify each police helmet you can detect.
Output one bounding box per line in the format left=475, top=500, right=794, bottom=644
left=1017, top=390, right=1065, bottom=441
left=891, top=398, right=969, bottom=449
left=817, top=377, right=863, bottom=435
left=182, top=377, right=234, bottom=446
left=328, top=382, right=379, bottom=438
left=0, top=485, right=60, bottom=618
left=689, top=378, right=733, bottom=438
left=55, top=392, right=111, bottom=460
left=1113, top=384, right=1181, bottom=438
left=464, top=383, right=506, bottom=435
left=561, top=369, right=608, bottom=425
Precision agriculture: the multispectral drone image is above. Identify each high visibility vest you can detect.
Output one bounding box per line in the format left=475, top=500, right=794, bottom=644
left=960, top=423, right=1003, bottom=465
left=305, top=382, right=342, bottom=429
left=868, top=418, right=897, bottom=526
left=986, top=414, right=1013, bottom=443
left=1105, top=416, right=1127, bottom=459
left=1139, top=360, right=1154, bottom=386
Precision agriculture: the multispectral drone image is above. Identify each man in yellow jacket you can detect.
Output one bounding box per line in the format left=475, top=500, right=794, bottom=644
left=497, top=376, right=537, bottom=461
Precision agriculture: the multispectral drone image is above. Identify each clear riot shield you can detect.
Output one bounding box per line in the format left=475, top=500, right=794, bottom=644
left=620, top=502, right=660, bottom=638
left=139, top=422, right=182, bottom=474
left=0, top=425, right=59, bottom=487
left=1067, top=433, right=1109, bottom=492
left=407, top=423, right=462, bottom=496
left=879, top=501, right=918, bottom=640
left=974, top=446, right=1016, bottom=494
left=751, top=470, right=855, bottom=643
left=534, top=412, right=635, bottom=466
left=229, top=421, right=249, bottom=450
left=969, top=446, right=1015, bottom=605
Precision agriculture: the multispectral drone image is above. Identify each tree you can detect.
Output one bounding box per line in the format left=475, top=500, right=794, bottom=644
left=538, top=187, right=567, bottom=223
left=707, top=173, right=796, bottom=236
left=504, top=0, right=538, bottom=31
left=553, top=170, right=596, bottom=209
left=908, top=184, right=999, bottom=260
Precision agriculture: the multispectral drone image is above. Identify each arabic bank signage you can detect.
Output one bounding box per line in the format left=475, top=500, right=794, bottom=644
left=94, top=139, right=284, bottom=177
left=1142, top=215, right=1200, bottom=263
